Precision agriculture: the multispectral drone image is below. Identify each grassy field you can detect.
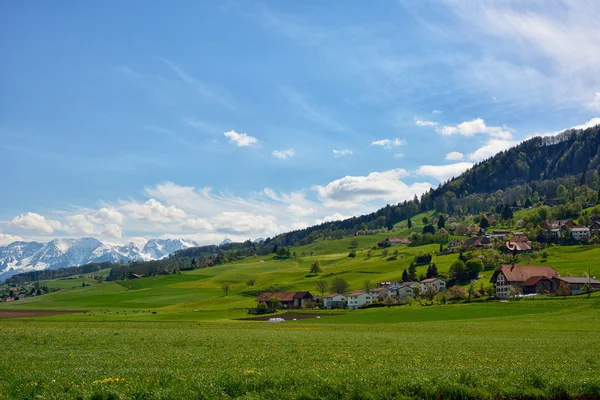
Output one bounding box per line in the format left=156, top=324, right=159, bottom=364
left=2, top=234, right=600, bottom=398
left=1, top=294, right=599, bottom=399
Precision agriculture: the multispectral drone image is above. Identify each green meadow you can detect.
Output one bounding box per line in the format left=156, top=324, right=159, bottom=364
left=1, top=294, right=600, bottom=399
left=2, top=233, right=600, bottom=399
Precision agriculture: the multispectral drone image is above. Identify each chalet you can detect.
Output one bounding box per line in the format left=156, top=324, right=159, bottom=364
left=255, top=291, right=314, bottom=309
left=464, top=236, right=491, bottom=249
left=490, top=265, right=558, bottom=299
left=347, top=290, right=373, bottom=309
left=552, top=277, right=600, bottom=295
left=541, top=220, right=575, bottom=231
left=420, top=278, right=446, bottom=292
left=502, top=240, right=532, bottom=254
left=322, top=294, right=346, bottom=309
left=128, top=273, right=143, bottom=279
left=377, top=237, right=410, bottom=248
left=569, top=227, right=591, bottom=241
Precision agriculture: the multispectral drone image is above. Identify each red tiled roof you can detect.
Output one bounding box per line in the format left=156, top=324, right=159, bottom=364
left=511, top=236, right=530, bottom=243
left=491, top=265, right=558, bottom=284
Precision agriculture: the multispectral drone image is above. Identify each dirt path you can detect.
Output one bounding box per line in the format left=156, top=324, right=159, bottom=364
left=0, top=309, right=80, bottom=319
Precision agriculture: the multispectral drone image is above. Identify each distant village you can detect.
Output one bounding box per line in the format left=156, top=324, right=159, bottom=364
left=253, top=263, right=600, bottom=313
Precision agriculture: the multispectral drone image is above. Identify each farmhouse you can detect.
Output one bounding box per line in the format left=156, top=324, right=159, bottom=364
left=347, top=290, right=373, bottom=309
left=322, top=294, right=346, bottom=309
left=420, top=278, right=446, bottom=292
left=569, top=227, right=591, bottom=241
left=490, top=265, right=558, bottom=298
left=503, top=240, right=532, bottom=254
left=255, top=291, right=314, bottom=309
left=552, top=277, right=600, bottom=295
left=464, top=236, right=491, bottom=249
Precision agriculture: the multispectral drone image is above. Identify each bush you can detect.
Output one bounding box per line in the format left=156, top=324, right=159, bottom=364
left=447, top=285, right=467, bottom=301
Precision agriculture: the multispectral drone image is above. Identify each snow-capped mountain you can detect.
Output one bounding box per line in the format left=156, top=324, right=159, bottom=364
left=0, top=237, right=198, bottom=282
left=220, top=238, right=233, bottom=246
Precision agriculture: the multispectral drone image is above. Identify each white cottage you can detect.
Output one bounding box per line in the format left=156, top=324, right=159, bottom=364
left=347, top=290, right=373, bottom=309
left=420, top=278, right=446, bottom=292
left=322, top=294, right=346, bottom=309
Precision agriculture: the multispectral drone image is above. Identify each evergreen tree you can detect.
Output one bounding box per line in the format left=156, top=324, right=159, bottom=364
left=407, top=218, right=413, bottom=229
left=437, top=215, right=446, bottom=229
left=401, top=269, right=409, bottom=282
left=408, top=263, right=417, bottom=281
left=479, top=216, right=489, bottom=229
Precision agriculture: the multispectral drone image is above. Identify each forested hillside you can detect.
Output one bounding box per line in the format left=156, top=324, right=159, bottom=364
left=269, top=124, right=600, bottom=246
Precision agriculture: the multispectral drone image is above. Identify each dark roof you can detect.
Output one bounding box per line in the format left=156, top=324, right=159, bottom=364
left=255, top=291, right=313, bottom=302
left=523, top=276, right=552, bottom=286
left=491, top=265, right=558, bottom=283
left=553, top=276, right=600, bottom=285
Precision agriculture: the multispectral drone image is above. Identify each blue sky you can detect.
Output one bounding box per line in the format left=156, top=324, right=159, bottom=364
left=1, top=0, right=599, bottom=245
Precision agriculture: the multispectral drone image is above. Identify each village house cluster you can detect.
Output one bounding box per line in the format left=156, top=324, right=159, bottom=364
left=254, top=277, right=447, bottom=311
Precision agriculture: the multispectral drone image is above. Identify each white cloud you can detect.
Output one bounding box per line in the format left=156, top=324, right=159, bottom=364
left=371, top=138, right=406, bottom=148
left=102, top=224, right=123, bottom=239
left=0, top=233, right=24, bottom=245
left=212, top=212, right=280, bottom=234
left=416, top=119, right=437, bottom=127
left=439, top=118, right=513, bottom=140
left=181, top=218, right=213, bottom=231
left=468, top=139, right=517, bottom=161
left=121, top=199, right=187, bottom=223
left=10, top=212, right=62, bottom=235
left=314, top=213, right=351, bottom=225
left=333, top=149, right=353, bottom=157
left=445, top=151, right=464, bottom=161
left=223, top=130, right=259, bottom=147
left=393, top=153, right=404, bottom=159
left=95, top=207, right=124, bottom=225
left=272, top=149, right=295, bottom=160
left=313, top=169, right=431, bottom=207
left=415, top=162, right=474, bottom=182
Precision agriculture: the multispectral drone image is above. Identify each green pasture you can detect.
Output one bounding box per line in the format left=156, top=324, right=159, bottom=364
left=1, top=293, right=599, bottom=399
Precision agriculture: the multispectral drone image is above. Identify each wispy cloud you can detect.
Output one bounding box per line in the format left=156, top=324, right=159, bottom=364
left=158, top=58, right=233, bottom=107
left=444, top=1, right=600, bottom=111
left=223, top=130, right=259, bottom=147
left=371, top=138, right=406, bottom=148
left=332, top=149, right=353, bottom=157
left=272, top=149, right=295, bottom=160
left=416, top=119, right=437, bottom=127
left=279, top=86, right=345, bottom=131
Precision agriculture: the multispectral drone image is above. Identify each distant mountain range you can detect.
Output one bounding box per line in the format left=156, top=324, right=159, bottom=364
left=0, top=237, right=198, bottom=282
